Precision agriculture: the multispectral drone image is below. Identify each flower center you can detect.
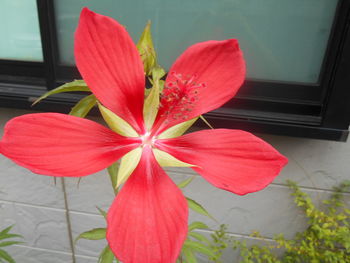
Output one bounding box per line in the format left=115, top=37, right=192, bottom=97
left=159, top=71, right=206, bottom=121
left=141, top=132, right=155, bottom=147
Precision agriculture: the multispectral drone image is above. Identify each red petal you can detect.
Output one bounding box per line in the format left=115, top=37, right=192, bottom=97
left=156, top=129, right=287, bottom=195
left=153, top=40, right=245, bottom=134
left=107, top=146, right=188, bottom=263
left=0, top=113, right=140, bottom=177
left=75, top=8, right=145, bottom=134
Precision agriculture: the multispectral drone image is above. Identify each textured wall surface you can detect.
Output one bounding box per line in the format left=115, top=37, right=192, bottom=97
left=0, top=107, right=349, bottom=262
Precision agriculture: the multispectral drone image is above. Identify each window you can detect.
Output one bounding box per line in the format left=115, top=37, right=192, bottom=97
left=0, top=0, right=349, bottom=141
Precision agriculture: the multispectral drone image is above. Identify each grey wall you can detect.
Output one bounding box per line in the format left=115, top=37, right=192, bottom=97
left=0, top=107, right=349, bottom=262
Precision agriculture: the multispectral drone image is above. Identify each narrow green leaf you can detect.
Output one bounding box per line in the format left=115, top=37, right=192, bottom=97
left=0, top=249, right=15, bottom=263
left=0, top=234, right=22, bottom=241
left=184, top=240, right=216, bottom=258
left=177, top=176, right=195, bottom=188
left=69, top=94, right=97, bottom=118
left=32, top=80, right=90, bottom=106
left=98, top=245, right=115, bottom=263
left=75, top=228, right=106, bottom=244
left=96, top=206, right=107, bottom=219
left=188, top=232, right=211, bottom=245
left=137, top=21, right=157, bottom=76
left=182, top=247, right=197, bottom=263
left=186, top=197, right=215, bottom=220
left=188, top=221, right=210, bottom=231
left=0, top=241, right=23, bottom=247
left=0, top=226, right=13, bottom=237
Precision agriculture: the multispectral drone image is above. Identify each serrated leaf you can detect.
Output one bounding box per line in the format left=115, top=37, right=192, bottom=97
left=98, top=246, right=115, bottom=263
left=0, top=249, right=15, bottom=263
left=158, top=117, right=198, bottom=139
left=188, top=221, right=210, bottom=231
left=96, top=207, right=107, bottom=219
left=182, top=247, right=197, bottom=263
left=177, top=176, right=195, bottom=188
left=153, top=149, right=195, bottom=167
left=32, top=80, right=90, bottom=105
left=187, top=197, right=215, bottom=220
left=98, top=103, right=138, bottom=137
left=137, top=21, right=157, bottom=76
left=69, top=94, right=97, bottom=118
left=117, top=147, right=142, bottom=188
left=184, top=240, right=216, bottom=258
left=75, top=228, right=106, bottom=244
left=0, top=241, right=22, bottom=247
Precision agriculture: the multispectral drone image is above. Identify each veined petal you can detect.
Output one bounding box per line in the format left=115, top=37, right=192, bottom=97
left=107, top=146, right=188, bottom=263
left=153, top=39, right=245, bottom=134
left=156, top=129, right=288, bottom=195
left=0, top=113, right=140, bottom=177
left=75, top=8, right=146, bottom=134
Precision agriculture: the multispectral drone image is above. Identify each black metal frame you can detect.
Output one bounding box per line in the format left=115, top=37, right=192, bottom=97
left=0, top=0, right=349, bottom=141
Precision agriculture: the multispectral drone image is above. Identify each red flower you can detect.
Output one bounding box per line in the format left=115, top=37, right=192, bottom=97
left=0, top=8, right=287, bottom=263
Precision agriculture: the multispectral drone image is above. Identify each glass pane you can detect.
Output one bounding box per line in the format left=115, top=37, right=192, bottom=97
left=0, top=0, right=43, bottom=62
left=54, top=0, right=338, bottom=84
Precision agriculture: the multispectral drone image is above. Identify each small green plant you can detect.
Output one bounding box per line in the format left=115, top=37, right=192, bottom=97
left=0, top=225, right=22, bottom=263
left=233, top=180, right=350, bottom=263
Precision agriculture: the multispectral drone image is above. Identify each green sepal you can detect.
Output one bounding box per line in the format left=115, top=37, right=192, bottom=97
left=158, top=117, right=198, bottom=139
left=117, top=147, right=142, bottom=188
left=69, top=94, right=97, bottom=118
left=187, top=197, right=215, bottom=221
left=98, top=245, right=115, bottom=263
left=32, top=80, right=90, bottom=106
left=137, top=21, right=157, bottom=76
left=0, top=249, right=15, bottom=263
left=153, top=149, right=195, bottom=167
left=74, top=228, right=106, bottom=244
left=107, top=162, right=119, bottom=195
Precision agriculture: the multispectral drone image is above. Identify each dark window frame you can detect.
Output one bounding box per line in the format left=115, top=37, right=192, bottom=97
left=0, top=0, right=349, bottom=141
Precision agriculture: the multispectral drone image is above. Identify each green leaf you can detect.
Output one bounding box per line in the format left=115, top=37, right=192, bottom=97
left=0, top=234, right=22, bottom=241
left=69, top=94, right=97, bottom=118
left=187, top=197, right=215, bottom=220
left=177, top=176, right=195, bottom=188
left=96, top=207, right=107, bottom=219
left=98, top=246, right=115, bottom=263
left=0, top=226, right=13, bottom=237
left=137, top=21, right=157, bottom=76
left=0, top=241, right=22, bottom=247
left=158, top=117, right=198, bottom=139
left=75, top=228, right=106, bottom=244
left=98, top=103, right=139, bottom=137
left=184, top=240, right=216, bottom=258
left=32, top=80, right=90, bottom=106
left=0, top=249, right=15, bottom=263
left=153, top=149, right=195, bottom=167
left=182, top=247, right=197, bottom=263
left=188, top=221, right=210, bottom=231
left=188, top=232, right=211, bottom=245
left=117, top=147, right=143, bottom=187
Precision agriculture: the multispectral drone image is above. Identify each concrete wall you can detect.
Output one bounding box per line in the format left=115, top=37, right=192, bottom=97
left=0, top=107, right=349, bottom=262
